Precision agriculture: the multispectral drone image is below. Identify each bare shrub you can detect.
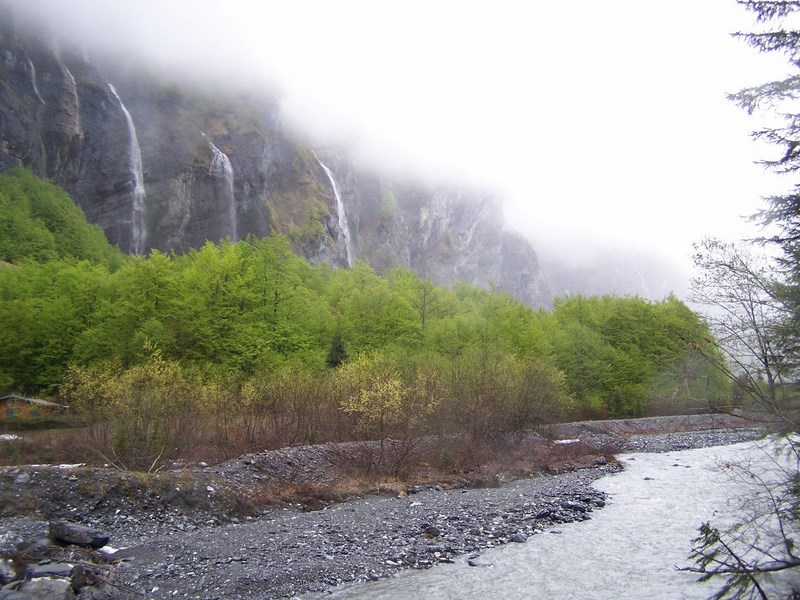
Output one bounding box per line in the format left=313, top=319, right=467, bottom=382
left=61, top=345, right=207, bottom=471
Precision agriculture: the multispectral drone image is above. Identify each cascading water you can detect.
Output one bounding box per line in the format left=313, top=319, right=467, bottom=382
left=203, top=133, right=237, bottom=242
left=26, top=58, right=45, bottom=105
left=315, top=153, right=353, bottom=267
left=108, top=84, right=146, bottom=255
left=62, top=65, right=82, bottom=135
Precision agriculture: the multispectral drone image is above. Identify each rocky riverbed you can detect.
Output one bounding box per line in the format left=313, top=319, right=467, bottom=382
left=0, top=418, right=765, bottom=599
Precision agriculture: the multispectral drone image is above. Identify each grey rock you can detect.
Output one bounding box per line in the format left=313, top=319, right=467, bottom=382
left=0, top=562, right=15, bottom=586
left=10, top=577, right=74, bottom=599
left=0, top=534, right=23, bottom=556
left=48, top=522, right=109, bottom=549
left=12, top=473, right=30, bottom=485
left=422, top=525, right=440, bottom=538
left=0, top=588, right=28, bottom=600
left=29, top=563, right=74, bottom=578
left=76, top=584, right=118, bottom=600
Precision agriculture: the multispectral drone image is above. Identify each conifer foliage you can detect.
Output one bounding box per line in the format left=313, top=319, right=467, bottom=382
left=683, top=3, right=800, bottom=598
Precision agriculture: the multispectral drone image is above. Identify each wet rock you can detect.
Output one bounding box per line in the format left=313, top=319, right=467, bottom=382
left=48, top=522, right=109, bottom=549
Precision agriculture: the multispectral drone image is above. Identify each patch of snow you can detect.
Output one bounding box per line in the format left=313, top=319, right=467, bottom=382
left=0, top=434, right=21, bottom=442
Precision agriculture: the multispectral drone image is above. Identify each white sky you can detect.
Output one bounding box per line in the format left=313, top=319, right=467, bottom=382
left=15, top=0, right=796, bottom=275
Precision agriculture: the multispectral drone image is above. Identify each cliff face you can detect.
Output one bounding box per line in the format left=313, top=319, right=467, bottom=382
left=0, top=10, right=549, bottom=307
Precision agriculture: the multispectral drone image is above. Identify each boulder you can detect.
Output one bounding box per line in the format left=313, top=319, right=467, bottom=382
left=29, top=563, right=74, bottom=579
left=7, top=577, right=74, bottom=599
left=48, top=522, right=109, bottom=549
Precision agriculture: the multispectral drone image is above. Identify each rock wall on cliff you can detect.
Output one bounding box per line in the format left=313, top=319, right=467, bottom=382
left=0, top=7, right=549, bottom=307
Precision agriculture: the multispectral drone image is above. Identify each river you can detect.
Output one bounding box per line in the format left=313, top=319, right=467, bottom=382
left=314, top=439, right=791, bottom=599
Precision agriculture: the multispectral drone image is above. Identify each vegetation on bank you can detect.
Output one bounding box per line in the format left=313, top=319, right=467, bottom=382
left=0, top=169, right=730, bottom=469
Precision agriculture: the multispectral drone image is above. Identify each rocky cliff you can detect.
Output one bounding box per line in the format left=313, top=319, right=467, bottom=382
left=0, top=7, right=549, bottom=306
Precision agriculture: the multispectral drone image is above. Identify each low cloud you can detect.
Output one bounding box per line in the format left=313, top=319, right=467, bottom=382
left=9, top=0, right=792, bottom=290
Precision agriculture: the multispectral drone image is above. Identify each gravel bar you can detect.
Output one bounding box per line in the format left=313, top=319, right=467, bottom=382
left=0, top=425, right=766, bottom=599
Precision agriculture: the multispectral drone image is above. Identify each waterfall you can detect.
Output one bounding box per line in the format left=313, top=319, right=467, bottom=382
left=631, top=257, right=651, bottom=298
left=62, top=65, right=82, bottom=135
left=26, top=58, right=45, bottom=105
left=108, top=84, right=146, bottom=255
left=203, top=134, right=237, bottom=242
left=315, top=154, right=353, bottom=267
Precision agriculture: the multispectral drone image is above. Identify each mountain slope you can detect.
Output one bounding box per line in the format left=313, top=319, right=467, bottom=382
left=0, top=7, right=549, bottom=306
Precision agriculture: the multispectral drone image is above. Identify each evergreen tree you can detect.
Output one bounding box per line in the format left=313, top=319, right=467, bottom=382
left=325, top=328, right=348, bottom=368
left=683, top=4, right=800, bottom=597
left=731, top=2, right=800, bottom=385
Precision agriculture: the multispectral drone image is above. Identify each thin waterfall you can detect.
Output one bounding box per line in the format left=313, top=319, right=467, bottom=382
left=108, top=84, right=146, bottom=255
left=62, top=65, right=82, bottom=135
left=315, top=153, right=353, bottom=267
left=203, top=133, right=237, bottom=242
left=26, top=58, right=45, bottom=105
left=631, top=257, right=651, bottom=298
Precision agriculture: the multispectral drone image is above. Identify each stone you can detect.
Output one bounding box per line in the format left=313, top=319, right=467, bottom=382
left=0, top=534, right=23, bottom=556
left=29, top=563, right=74, bottom=578
left=561, top=501, right=587, bottom=513
left=70, top=565, right=96, bottom=592
left=48, top=522, right=109, bottom=549
left=12, top=473, right=30, bottom=485
left=0, top=561, right=15, bottom=586
left=76, top=585, right=118, bottom=600
left=422, top=526, right=440, bottom=539
left=12, top=577, right=74, bottom=599
left=510, top=533, right=527, bottom=543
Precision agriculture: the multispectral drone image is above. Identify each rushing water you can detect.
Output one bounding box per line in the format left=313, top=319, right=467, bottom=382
left=108, top=84, right=146, bottom=255
left=319, top=440, right=790, bottom=599
left=204, top=135, right=237, bottom=242
left=315, top=155, right=353, bottom=267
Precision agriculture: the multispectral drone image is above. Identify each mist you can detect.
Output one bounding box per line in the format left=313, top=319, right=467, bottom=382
left=11, top=0, right=793, bottom=296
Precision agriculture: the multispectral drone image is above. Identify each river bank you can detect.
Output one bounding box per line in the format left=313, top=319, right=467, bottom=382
left=0, top=417, right=765, bottom=598
left=312, top=435, right=792, bottom=600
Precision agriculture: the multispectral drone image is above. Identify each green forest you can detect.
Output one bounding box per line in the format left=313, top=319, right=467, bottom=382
left=0, top=169, right=729, bottom=467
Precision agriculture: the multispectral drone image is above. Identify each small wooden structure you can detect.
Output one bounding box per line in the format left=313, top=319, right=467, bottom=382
left=0, top=394, right=69, bottom=419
